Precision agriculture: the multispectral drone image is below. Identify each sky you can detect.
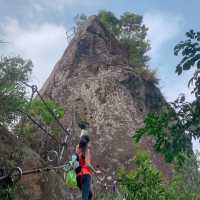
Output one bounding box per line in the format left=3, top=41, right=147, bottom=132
left=0, top=0, right=200, bottom=151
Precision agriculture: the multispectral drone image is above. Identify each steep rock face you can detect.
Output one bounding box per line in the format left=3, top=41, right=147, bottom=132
left=23, top=16, right=171, bottom=199
left=42, top=16, right=169, bottom=167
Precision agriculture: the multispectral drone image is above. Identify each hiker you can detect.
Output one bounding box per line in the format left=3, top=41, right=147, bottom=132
left=75, top=134, right=101, bottom=200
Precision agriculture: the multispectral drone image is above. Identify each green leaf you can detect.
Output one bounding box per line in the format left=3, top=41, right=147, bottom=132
left=197, top=60, right=200, bottom=69
left=175, top=65, right=182, bottom=75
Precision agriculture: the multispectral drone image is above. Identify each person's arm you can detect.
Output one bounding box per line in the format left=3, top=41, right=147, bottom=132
left=88, top=163, right=97, bottom=173
left=85, top=149, right=101, bottom=174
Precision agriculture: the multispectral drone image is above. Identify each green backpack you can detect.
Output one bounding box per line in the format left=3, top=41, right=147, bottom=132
left=64, top=170, right=77, bottom=188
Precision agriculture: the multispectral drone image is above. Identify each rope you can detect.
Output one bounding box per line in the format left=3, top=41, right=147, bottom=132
left=18, top=109, right=59, bottom=144
left=29, top=84, right=37, bottom=103
left=0, top=163, right=71, bottom=187
left=21, top=81, right=70, bottom=137
left=21, top=82, right=73, bottom=162
left=22, top=163, right=70, bottom=176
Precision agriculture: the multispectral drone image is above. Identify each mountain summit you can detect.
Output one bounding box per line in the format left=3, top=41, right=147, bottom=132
left=41, top=13, right=170, bottom=178
left=0, top=16, right=171, bottom=200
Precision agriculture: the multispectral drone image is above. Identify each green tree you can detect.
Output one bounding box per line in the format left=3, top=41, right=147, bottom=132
left=98, top=10, right=150, bottom=67
left=116, top=151, right=176, bottom=200
left=18, top=99, right=65, bottom=136
left=0, top=56, right=33, bottom=199
left=134, top=30, right=200, bottom=164
left=133, top=97, right=193, bottom=164
left=119, top=12, right=150, bottom=66
left=103, top=151, right=200, bottom=200
left=168, top=152, right=200, bottom=200
left=0, top=56, right=33, bottom=128
left=98, top=10, right=120, bottom=36
left=174, top=30, right=200, bottom=99
left=75, top=11, right=150, bottom=67
left=25, top=99, right=64, bottom=126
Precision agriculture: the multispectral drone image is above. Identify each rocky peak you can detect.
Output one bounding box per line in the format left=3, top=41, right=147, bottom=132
left=41, top=15, right=129, bottom=94
left=6, top=15, right=171, bottom=199
left=63, top=15, right=127, bottom=67
left=39, top=13, right=169, bottom=174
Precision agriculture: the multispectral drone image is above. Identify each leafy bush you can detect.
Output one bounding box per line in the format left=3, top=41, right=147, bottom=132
left=26, top=99, right=64, bottom=126
left=17, top=99, right=65, bottom=137
left=168, top=153, right=200, bottom=200
left=0, top=183, right=31, bottom=200
left=102, top=149, right=200, bottom=200
left=116, top=151, right=176, bottom=200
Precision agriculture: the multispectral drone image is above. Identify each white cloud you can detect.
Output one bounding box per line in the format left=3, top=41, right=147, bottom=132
left=31, top=0, right=96, bottom=11
left=38, top=0, right=79, bottom=10
left=0, top=19, right=68, bottom=88
left=143, top=11, right=184, bottom=57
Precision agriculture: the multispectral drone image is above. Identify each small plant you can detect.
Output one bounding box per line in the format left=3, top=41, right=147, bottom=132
left=116, top=151, right=174, bottom=200
left=0, top=185, right=18, bottom=200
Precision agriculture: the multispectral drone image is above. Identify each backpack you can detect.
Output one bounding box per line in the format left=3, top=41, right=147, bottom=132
left=64, top=170, right=77, bottom=188
left=63, top=154, right=79, bottom=188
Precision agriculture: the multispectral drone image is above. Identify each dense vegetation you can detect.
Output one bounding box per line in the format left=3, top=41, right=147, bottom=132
left=0, top=56, right=33, bottom=128
left=134, top=30, right=200, bottom=164
left=113, top=150, right=200, bottom=200
left=0, top=56, right=64, bottom=133
left=98, top=10, right=150, bottom=67
left=0, top=56, right=64, bottom=199
left=75, top=11, right=158, bottom=84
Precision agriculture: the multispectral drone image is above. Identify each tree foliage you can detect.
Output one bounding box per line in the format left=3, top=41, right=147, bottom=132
left=18, top=99, right=65, bottom=136
left=120, top=12, right=150, bottom=66
left=0, top=55, right=65, bottom=133
left=120, top=154, right=172, bottom=200
left=168, top=153, right=200, bottom=200
left=112, top=150, right=200, bottom=200
left=174, top=30, right=200, bottom=74
left=98, top=10, right=120, bottom=36
left=75, top=11, right=150, bottom=67
left=134, top=96, right=194, bottom=164
left=116, top=151, right=176, bottom=200
left=134, top=30, right=200, bottom=164
left=175, top=30, right=200, bottom=100
left=0, top=56, right=33, bottom=128
left=98, top=10, right=150, bottom=67
left=0, top=55, right=65, bottom=198
left=25, top=99, right=64, bottom=126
